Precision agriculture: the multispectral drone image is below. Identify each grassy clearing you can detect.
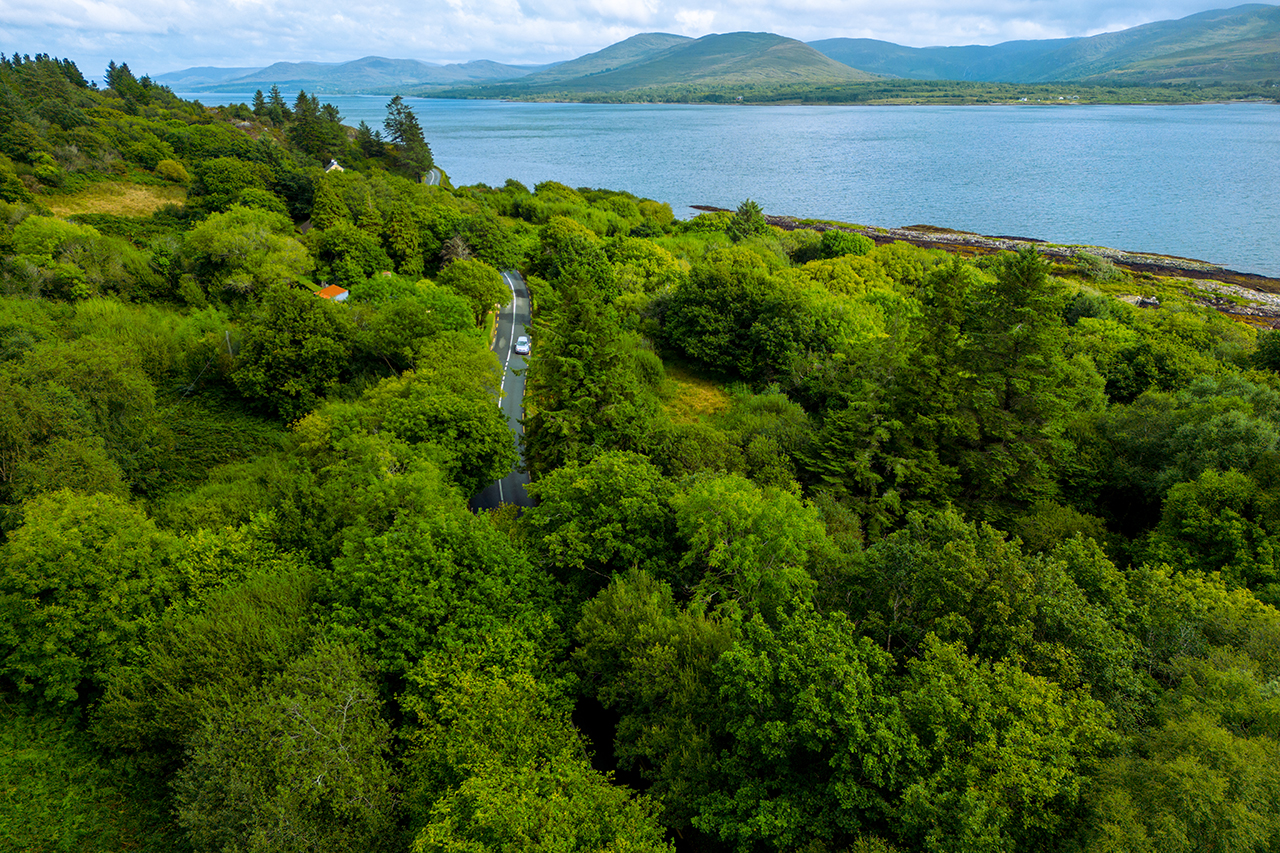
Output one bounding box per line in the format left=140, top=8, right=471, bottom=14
left=662, top=364, right=731, bottom=424
left=43, top=182, right=186, bottom=217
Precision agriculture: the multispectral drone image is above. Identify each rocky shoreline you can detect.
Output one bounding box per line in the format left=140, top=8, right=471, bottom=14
left=764, top=217, right=1280, bottom=289
left=692, top=205, right=1280, bottom=322
left=696, top=206, right=1280, bottom=325
left=843, top=222, right=1280, bottom=325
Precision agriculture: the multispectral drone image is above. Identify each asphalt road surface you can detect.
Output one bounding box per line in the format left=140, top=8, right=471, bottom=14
left=471, top=271, right=534, bottom=510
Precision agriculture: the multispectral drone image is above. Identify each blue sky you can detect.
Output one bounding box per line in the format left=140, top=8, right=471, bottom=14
left=0, top=0, right=1258, bottom=76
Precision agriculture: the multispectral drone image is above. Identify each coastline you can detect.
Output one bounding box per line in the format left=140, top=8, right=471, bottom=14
left=686, top=205, right=1280, bottom=325
left=750, top=212, right=1280, bottom=293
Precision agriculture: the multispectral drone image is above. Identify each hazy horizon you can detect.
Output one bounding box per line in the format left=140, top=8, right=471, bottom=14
left=3, top=0, right=1270, bottom=79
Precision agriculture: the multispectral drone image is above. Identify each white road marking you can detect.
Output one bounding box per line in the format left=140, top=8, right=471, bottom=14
left=498, top=272, right=517, bottom=406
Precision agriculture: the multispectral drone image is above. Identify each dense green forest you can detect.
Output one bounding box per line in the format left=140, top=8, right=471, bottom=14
left=7, top=51, right=1280, bottom=853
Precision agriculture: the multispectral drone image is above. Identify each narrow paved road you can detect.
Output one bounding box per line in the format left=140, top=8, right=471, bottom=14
left=425, top=167, right=442, bottom=186
left=471, top=271, right=534, bottom=510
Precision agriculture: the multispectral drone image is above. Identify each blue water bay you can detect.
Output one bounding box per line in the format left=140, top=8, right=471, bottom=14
left=192, top=95, right=1280, bottom=277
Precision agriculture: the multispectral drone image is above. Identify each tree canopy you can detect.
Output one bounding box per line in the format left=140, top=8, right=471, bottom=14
left=4, top=56, right=1280, bottom=853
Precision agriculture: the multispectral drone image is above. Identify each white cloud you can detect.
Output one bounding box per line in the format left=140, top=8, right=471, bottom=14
left=674, top=8, right=717, bottom=35
left=1, top=0, right=163, bottom=32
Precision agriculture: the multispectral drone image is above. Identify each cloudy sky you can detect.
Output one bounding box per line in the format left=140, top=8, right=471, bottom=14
left=0, top=0, right=1248, bottom=76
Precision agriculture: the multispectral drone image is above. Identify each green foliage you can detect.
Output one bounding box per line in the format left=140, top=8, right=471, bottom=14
left=662, top=245, right=836, bottom=381
left=0, top=704, right=143, bottom=852
left=183, top=205, right=313, bottom=298
left=1085, top=654, right=1280, bottom=853
left=11, top=215, right=98, bottom=257
left=174, top=639, right=400, bottom=853
left=154, top=157, right=189, bottom=183
left=94, top=554, right=315, bottom=756
left=693, top=605, right=910, bottom=850
left=1254, top=329, right=1280, bottom=372
left=325, top=508, right=560, bottom=684
left=360, top=367, right=518, bottom=494
left=235, top=187, right=289, bottom=218
left=672, top=473, right=824, bottom=619
left=850, top=507, right=1143, bottom=703
left=403, top=637, right=670, bottom=853
left=726, top=198, right=767, bottom=242
left=1095, top=374, right=1280, bottom=528
left=522, top=277, right=660, bottom=476
left=899, top=636, right=1115, bottom=852
left=574, top=569, right=738, bottom=831
left=607, top=234, right=687, bottom=305
left=0, top=335, right=159, bottom=498
left=413, top=754, right=672, bottom=853
left=435, top=257, right=507, bottom=325
left=1010, top=498, right=1109, bottom=553
left=313, top=220, right=393, bottom=286
left=1146, top=468, right=1280, bottom=604
left=383, top=95, right=433, bottom=178
left=403, top=637, right=579, bottom=805
left=893, top=250, right=1106, bottom=517
left=577, top=572, right=911, bottom=850
left=0, top=490, right=176, bottom=705
left=190, top=157, right=272, bottom=212
left=286, top=90, right=348, bottom=161
left=819, top=228, right=874, bottom=259
left=310, top=173, right=349, bottom=229
left=232, top=284, right=352, bottom=421
left=6, top=222, right=168, bottom=301
left=523, top=450, right=678, bottom=600
left=532, top=215, right=616, bottom=287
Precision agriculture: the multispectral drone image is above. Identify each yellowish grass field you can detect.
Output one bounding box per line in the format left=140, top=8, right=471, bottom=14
left=43, top=182, right=186, bottom=217
left=662, top=365, right=731, bottom=424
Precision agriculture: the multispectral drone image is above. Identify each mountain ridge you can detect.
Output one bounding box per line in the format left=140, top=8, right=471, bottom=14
left=156, top=3, right=1280, bottom=94
left=155, top=55, right=546, bottom=93
left=499, top=32, right=876, bottom=93
left=809, top=3, right=1280, bottom=83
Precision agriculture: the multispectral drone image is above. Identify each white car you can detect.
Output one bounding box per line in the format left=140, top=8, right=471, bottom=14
left=514, top=335, right=531, bottom=355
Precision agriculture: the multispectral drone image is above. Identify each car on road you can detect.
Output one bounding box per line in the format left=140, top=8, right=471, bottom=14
left=514, top=335, right=531, bottom=355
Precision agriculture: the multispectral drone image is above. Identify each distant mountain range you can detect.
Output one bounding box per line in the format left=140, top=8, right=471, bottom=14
left=810, top=3, right=1280, bottom=84
left=158, top=56, right=546, bottom=93
left=155, top=3, right=1280, bottom=95
left=492, top=32, right=878, bottom=94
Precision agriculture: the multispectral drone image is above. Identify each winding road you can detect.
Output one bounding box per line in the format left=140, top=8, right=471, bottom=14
left=471, top=271, right=534, bottom=510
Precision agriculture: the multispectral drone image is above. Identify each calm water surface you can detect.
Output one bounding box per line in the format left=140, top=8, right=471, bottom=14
left=193, top=95, right=1280, bottom=277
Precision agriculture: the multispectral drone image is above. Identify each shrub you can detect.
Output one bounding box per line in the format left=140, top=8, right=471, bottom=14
left=154, top=158, right=189, bottom=183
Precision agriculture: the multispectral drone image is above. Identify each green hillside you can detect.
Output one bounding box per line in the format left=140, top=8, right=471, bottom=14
left=1082, top=15, right=1280, bottom=83
left=433, top=32, right=876, bottom=98
left=807, top=37, right=1082, bottom=82
left=579, top=31, right=877, bottom=88
left=156, top=3, right=1280, bottom=97
left=1023, top=3, right=1280, bottom=81
left=164, top=55, right=539, bottom=93
left=808, top=3, right=1280, bottom=84
left=152, top=65, right=265, bottom=88
left=516, top=32, right=694, bottom=83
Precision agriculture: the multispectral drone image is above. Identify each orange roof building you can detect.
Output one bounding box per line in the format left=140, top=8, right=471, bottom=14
left=316, top=285, right=349, bottom=302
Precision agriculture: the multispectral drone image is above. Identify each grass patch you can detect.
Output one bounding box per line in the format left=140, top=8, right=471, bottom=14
left=662, top=363, right=731, bottom=424
left=44, top=181, right=186, bottom=218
